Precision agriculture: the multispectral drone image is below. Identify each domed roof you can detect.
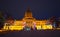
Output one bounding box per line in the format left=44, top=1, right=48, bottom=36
left=26, top=7, right=31, bottom=12
left=24, top=7, right=33, bottom=18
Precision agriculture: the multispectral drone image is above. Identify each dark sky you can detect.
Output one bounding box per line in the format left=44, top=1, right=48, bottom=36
left=0, top=0, right=60, bottom=19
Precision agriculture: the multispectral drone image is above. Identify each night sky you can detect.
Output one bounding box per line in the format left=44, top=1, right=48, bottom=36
left=0, top=0, right=60, bottom=37
left=0, top=0, right=60, bottom=19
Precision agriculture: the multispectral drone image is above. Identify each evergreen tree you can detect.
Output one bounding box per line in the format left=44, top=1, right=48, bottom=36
left=0, top=11, right=5, bottom=29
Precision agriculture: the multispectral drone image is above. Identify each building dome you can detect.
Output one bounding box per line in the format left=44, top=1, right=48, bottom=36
left=25, top=7, right=33, bottom=18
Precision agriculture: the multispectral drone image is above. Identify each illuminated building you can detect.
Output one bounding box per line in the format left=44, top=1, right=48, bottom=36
left=2, top=7, right=53, bottom=31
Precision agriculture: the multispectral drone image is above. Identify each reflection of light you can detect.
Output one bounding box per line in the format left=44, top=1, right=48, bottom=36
left=36, top=25, right=52, bottom=30
left=23, top=22, right=26, bottom=24
left=46, top=25, right=52, bottom=29
left=42, top=25, right=47, bottom=29
left=33, top=22, right=36, bottom=29
left=53, top=22, right=56, bottom=28
left=26, top=28, right=31, bottom=31
left=42, top=25, right=52, bottom=29
left=3, top=26, right=24, bottom=30
left=23, top=22, right=26, bottom=27
left=36, top=26, right=42, bottom=30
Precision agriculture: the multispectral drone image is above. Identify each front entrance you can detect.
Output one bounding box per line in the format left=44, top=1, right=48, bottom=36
left=23, top=21, right=36, bottom=30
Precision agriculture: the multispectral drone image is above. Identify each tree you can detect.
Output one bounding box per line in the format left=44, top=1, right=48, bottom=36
left=0, top=11, right=5, bottom=29
left=49, top=16, right=58, bottom=28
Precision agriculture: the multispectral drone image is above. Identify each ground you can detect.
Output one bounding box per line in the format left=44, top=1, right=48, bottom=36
left=0, top=30, right=60, bottom=37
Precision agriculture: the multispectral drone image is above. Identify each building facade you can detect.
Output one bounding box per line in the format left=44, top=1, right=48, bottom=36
left=3, top=7, right=53, bottom=30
